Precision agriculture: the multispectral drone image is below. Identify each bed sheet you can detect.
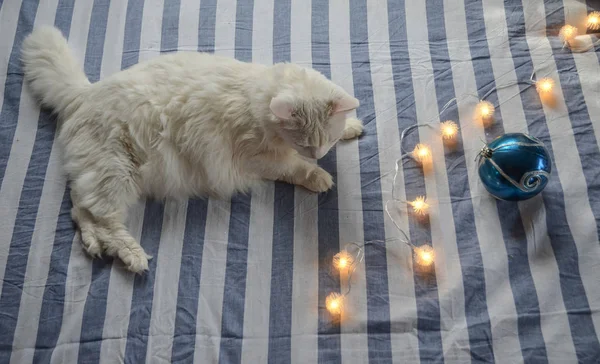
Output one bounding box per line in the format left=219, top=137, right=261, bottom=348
left=1, top=0, right=600, bottom=363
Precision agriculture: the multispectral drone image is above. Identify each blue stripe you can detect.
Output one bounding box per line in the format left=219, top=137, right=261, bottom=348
left=0, top=0, right=39, bottom=191
left=123, top=201, right=164, bottom=364
left=170, top=0, right=217, bottom=360
left=267, top=184, right=295, bottom=364
left=32, top=189, right=76, bottom=364
left=267, top=1, right=294, bottom=362
left=0, top=2, right=72, bottom=363
left=386, top=0, right=444, bottom=361
left=464, top=1, right=548, bottom=358
left=218, top=195, right=252, bottom=364
left=54, top=0, right=75, bottom=35
left=218, top=2, right=254, bottom=361
left=497, top=199, right=547, bottom=362
left=82, top=0, right=111, bottom=83
left=121, top=0, right=145, bottom=70
left=160, top=0, right=180, bottom=53
left=311, top=1, right=342, bottom=362
left=272, top=0, right=290, bottom=64
left=233, top=0, right=253, bottom=61
left=197, top=0, right=217, bottom=54
left=503, top=0, right=600, bottom=360
left=545, top=3, right=600, bottom=242
left=72, top=0, right=113, bottom=362
left=349, top=0, right=395, bottom=362
left=170, top=199, right=209, bottom=363
left=29, top=4, right=77, bottom=362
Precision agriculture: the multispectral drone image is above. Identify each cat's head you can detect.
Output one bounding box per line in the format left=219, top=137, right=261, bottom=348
left=268, top=64, right=359, bottom=159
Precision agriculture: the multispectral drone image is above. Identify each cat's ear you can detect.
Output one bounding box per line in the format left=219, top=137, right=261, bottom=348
left=270, top=96, right=294, bottom=120
left=332, top=95, right=360, bottom=114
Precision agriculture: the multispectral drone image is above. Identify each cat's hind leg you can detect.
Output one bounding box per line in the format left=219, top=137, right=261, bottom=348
left=70, top=162, right=150, bottom=273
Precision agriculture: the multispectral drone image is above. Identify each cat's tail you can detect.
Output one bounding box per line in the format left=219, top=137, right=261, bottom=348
left=21, top=26, right=90, bottom=116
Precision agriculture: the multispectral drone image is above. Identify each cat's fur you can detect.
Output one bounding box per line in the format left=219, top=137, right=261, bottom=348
left=21, top=26, right=363, bottom=272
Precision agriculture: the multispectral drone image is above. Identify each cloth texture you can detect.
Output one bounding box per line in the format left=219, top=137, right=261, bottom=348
left=0, top=0, right=599, bottom=363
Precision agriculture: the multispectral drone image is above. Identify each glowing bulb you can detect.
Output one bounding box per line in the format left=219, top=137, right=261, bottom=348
left=410, top=196, right=429, bottom=216
left=536, top=77, right=554, bottom=95
left=475, top=101, right=495, bottom=124
left=333, top=250, right=354, bottom=270
left=587, top=12, right=600, bottom=31
left=559, top=24, right=578, bottom=43
left=414, top=245, right=435, bottom=267
left=440, top=120, right=458, bottom=140
left=412, top=143, right=431, bottom=163
left=326, top=292, right=344, bottom=315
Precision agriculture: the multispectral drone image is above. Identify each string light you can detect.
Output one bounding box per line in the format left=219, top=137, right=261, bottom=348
left=475, top=100, right=495, bottom=124
left=332, top=250, right=354, bottom=271
left=412, top=143, right=432, bottom=163
left=326, top=292, right=344, bottom=315
left=413, top=245, right=435, bottom=267
left=535, top=77, right=554, bottom=95
left=410, top=196, right=429, bottom=216
left=326, top=42, right=572, bottom=321
left=440, top=120, right=458, bottom=141
left=559, top=24, right=578, bottom=45
left=587, top=11, right=600, bottom=31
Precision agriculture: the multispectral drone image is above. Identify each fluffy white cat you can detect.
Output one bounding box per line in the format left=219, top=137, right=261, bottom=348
left=21, top=26, right=363, bottom=272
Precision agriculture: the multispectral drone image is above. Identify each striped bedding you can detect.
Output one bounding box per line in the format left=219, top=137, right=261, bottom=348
left=1, top=0, right=600, bottom=363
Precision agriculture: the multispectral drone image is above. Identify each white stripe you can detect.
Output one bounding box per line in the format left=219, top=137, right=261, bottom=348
left=97, top=0, right=166, bottom=361
left=482, top=0, right=577, bottom=362
left=44, top=1, right=95, bottom=363
left=289, top=1, right=318, bottom=363
left=404, top=1, right=472, bottom=362
left=144, top=2, right=201, bottom=358
left=145, top=199, right=188, bottom=360
left=99, top=0, right=129, bottom=78
left=5, top=2, right=66, bottom=363
left=193, top=4, right=238, bottom=362
left=137, top=0, right=166, bottom=61
left=328, top=0, right=369, bottom=363
left=179, top=0, right=202, bottom=52
left=239, top=0, right=275, bottom=362
left=192, top=200, right=232, bottom=363
left=523, top=0, right=600, bottom=338
left=239, top=184, right=275, bottom=364
left=363, top=2, right=421, bottom=363
left=0, top=0, right=52, bottom=298
left=441, top=0, right=525, bottom=362
left=0, top=0, right=24, bottom=114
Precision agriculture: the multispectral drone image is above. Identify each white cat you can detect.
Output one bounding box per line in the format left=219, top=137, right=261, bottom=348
left=21, top=26, right=363, bottom=272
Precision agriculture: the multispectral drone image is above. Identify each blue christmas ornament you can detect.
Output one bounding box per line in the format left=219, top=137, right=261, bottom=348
left=477, top=133, right=551, bottom=201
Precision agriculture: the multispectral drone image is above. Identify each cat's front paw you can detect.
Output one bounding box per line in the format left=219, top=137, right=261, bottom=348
left=342, top=117, right=363, bottom=140
left=302, top=167, right=334, bottom=193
